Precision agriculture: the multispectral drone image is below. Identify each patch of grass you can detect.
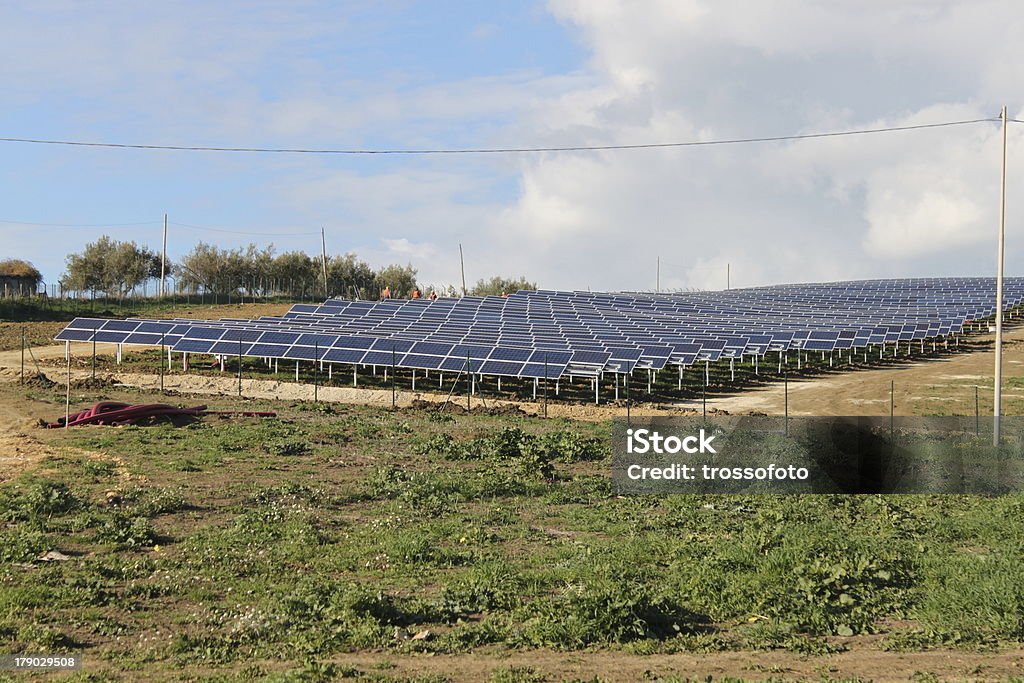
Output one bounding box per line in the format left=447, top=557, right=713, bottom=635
left=6, top=394, right=1024, bottom=680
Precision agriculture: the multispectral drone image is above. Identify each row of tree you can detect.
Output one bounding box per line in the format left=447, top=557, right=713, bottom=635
left=58, top=236, right=536, bottom=299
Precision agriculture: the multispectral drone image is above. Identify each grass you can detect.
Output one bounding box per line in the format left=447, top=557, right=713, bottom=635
left=0, top=293, right=309, bottom=323
left=2, top=381, right=1024, bottom=680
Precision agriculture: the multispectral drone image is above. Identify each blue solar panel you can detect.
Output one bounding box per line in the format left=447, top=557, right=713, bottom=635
left=403, top=354, right=444, bottom=369
left=260, top=331, right=301, bottom=345
left=529, top=349, right=573, bottom=365
left=480, top=360, right=524, bottom=376
left=451, top=344, right=493, bottom=359
left=60, top=277, right=1024, bottom=384
left=221, top=328, right=265, bottom=342
left=95, top=331, right=129, bottom=343
left=488, top=347, right=533, bottom=362
left=372, top=338, right=415, bottom=352
left=210, top=341, right=250, bottom=355
left=411, top=341, right=454, bottom=356
left=248, top=343, right=290, bottom=357
left=571, top=351, right=610, bottom=365
left=177, top=339, right=215, bottom=353
left=104, top=320, right=139, bottom=332
left=298, top=333, right=338, bottom=347
left=125, top=333, right=164, bottom=345
left=55, top=329, right=92, bottom=341
left=137, top=322, right=174, bottom=334
left=284, top=346, right=321, bottom=360
left=333, top=336, right=377, bottom=350
left=358, top=350, right=396, bottom=365
left=323, top=348, right=366, bottom=363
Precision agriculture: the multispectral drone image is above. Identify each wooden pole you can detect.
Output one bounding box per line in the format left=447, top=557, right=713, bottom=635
left=459, top=243, right=467, bottom=297
left=320, top=227, right=329, bottom=297
left=994, top=105, right=1008, bottom=446
left=160, top=212, right=168, bottom=297
left=65, top=349, right=71, bottom=430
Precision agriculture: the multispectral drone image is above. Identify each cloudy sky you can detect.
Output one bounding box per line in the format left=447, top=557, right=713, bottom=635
left=1, top=0, right=1022, bottom=292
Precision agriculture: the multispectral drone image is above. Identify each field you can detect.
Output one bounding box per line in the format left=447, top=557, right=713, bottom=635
left=1, top=303, right=1024, bottom=681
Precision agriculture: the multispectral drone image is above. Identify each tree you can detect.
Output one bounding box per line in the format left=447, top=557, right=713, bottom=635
left=272, top=251, right=317, bottom=297
left=176, top=243, right=249, bottom=294
left=244, top=243, right=276, bottom=295
left=327, top=253, right=376, bottom=299
left=375, top=263, right=419, bottom=298
left=62, top=236, right=161, bottom=295
left=469, top=276, right=537, bottom=297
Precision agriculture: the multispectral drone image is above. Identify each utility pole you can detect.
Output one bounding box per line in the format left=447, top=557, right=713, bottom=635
left=320, top=227, right=329, bottom=297
left=459, top=243, right=467, bottom=297
left=160, top=212, right=168, bottom=297
left=994, top=105, right=1008, bottom=447
left=656, top=256, right=660, bottom=293
left=727, top=263, right=731, bottom=290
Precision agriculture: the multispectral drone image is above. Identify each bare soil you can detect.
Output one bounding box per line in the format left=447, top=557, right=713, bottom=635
left=322, top=647, right=1024, bottom=683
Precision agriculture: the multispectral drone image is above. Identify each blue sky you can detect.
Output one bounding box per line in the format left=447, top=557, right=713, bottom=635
left=1, top=1, right=1022, bottom=292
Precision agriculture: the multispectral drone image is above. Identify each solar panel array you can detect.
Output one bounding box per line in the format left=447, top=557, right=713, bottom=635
left=55, top=277, right=1024, bottom=382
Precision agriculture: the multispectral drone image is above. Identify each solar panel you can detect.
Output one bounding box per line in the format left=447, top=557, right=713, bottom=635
left=58, top=277, right=1024, bottom=387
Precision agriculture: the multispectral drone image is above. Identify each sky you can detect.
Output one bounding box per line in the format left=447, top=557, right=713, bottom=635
left=1, top=0, right=1022, bottom=292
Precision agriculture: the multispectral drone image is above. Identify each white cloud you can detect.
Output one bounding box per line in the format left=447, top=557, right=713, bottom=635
left=5, top=1, right=1024, bottom=290
left=465, top=0, right=1024, bottom=289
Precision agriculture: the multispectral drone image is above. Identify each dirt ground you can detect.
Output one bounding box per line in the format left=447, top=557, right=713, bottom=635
left=323, top=647, right=1023, bottom=682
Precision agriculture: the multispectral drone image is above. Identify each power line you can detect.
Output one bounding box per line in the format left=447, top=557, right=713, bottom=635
left=0, top=118, right=997, bottom=156
left=169, top=221, right=321, bottom=237
left=0, top=220, right=153, bottom=228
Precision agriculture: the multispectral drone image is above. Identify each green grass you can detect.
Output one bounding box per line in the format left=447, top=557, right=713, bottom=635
left=0, top=293, right=307, bottom=322
left=2, top=385, right=1024, bottom=680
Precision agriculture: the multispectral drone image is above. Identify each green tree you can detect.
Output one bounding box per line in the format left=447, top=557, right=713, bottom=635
left=327, top=253, right=376, bottom=299
left=469, top=276, right=537, bottom=297
left=375, top=263, right=419, bottom=298
left=62, top=236, right=161, bottom=295
left=176, top=242, right=249, bottom=294
left=272, top=251, right=317, bottom=297
left=244, top=243, right=276, bottom=295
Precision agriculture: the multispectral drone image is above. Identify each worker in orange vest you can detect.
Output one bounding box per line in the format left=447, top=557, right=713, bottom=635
left=411, top=288, right=421, bottom=299
left=429, top=290, right=437, bottom=301
left=381, top=286, right=391, bottom=300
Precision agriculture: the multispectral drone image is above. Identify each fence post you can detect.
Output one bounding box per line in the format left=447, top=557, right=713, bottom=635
left=239, top=337, right=244, bottom=397
left=160, top=333, right=165, bottom=394
left=890, top=380, right=895, bottom=441
left=543, top=352, right=549, bottom=418
left=65, top=348, right=71, bottom=429
left=784, top=370, right=789, bottom=437
left=702, top=369, right=707, bottom=423
left=20, top=326, right=25, bottom=384
left=313, top=341, right=318, bottom=402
